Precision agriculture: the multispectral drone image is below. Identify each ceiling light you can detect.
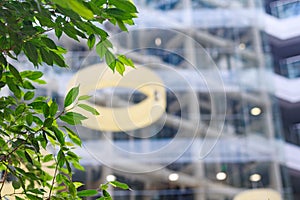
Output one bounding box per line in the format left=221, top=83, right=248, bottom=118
left=216, top=172, right=227, bottom=180
left=250, top=107, right=261, bottom=116
left=155, top=37, right=162, bottom=46
left=168, top=173, right=179, bottom=181
left=239, top=43, right=246, bottom=50
left=106, top=174, right=116, bottom=182
left=249, top=173, right=261, bottom=182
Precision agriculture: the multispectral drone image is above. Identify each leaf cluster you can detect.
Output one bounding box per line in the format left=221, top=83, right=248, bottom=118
left=0, top=0, right=135, bottom=199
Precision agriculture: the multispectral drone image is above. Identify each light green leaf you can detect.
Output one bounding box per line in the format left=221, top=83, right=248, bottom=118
left=68, top=0, right=94, bottom=20
left=64, top=126, right=82, bottom=146
left=96, top=42, right=108, bottom=58
left=77, top=189, right=98, bottom=197
left=110, top=181, right=129, bottom=190
left=78, top=95, right=91, bottom=101
left=78, top=103, right=99, bottom=115
left=115, top=61, right=125, bottom=75
left=64, top=85, right=79, bottom=108
left=105, top=51, right=116, bottom=71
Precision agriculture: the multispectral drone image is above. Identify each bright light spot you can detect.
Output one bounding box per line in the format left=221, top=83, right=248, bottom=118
left=168, top=173, right=179, bottom=181
left=216, top=172, right=227, bottom=180
left=106, top=175, right=116, bottom=182
left=155, top=37, right=162, bottom=46
left=239, top=43, right=246, bottom=50
left=250, top=107, right=262, bottom=116
left=249, top=173, right=261, bottom=182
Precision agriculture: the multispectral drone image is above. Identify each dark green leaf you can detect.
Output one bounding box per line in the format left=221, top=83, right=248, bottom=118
left=43, top=118, right=53, bottom=128
left=78, top=103, right=99, bottom=115
left=24, top=151, right=33, bottom=165
left=23, top=80, right=35, bottom=90
left=103, top=190, right=112, bottom=199
left=41, top=37, right=57, bottom=50
left=57, top=150, right=65, bottom=167
left=55, top=28, right=63, bottom=39
left=87, top=34, right=96, bottom=49
left=43, top=104, right=50, bottom=118
left=50, top=126, right=65, bottom=145
left=106, top=8, right=135, bottom=20
left=6, top=76, right=21, bottom=99
left=64, top=85, right=79, bottom=108
left=9, top=64, right=23, bottom=84
left=24, top=42, right=39, bottom=66
left=12, top=180, right=21, bottom=189
left=26, top=113, right=33, bottom=126
left=24, top=91, right=35, bottom=101
left=78, top=189, right=98, bottom=197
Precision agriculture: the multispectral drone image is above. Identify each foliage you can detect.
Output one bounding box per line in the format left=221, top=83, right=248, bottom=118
left=0, top=0, right=137, bottom=199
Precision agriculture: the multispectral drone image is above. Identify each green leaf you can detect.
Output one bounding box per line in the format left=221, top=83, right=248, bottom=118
left=23, top=42, right=39, bottom=66
left=78, top=189, right=98, bottom=197
left=24, top=91, right=35, bottom=100
left=106, top=8, right=135, bottom=20
left=43, top=118, right=53, bottom=128
left=9, top=64, right=23, bottom=84
left=102, top=190, right=112, bottom=199
left=87, top=34, right=96, bottom=49
left=57, top=150, right=65, bottom=167
left=118, top=55, right=134, bottom=68
left=64, top=126, right=82, bottom=146
left=55, top=28, right=63, bottom=39
left=60, top=112, right=87, bottom=125
left=26, top=113, right=33, bottom=126
left=96, top=42, right=108, bottom=58
left=23, top=80, right=35, bottom=90
left=43, top=154, right=53, bottom=162
left=108, top=0, right=138, bottom=13
left=12, top=180, right=21, bottom=189
left=78, top=95, right=91, bottom=101
left=24, top=150, right=33, bottom=165
left=49, top=102, right=58, bottom=117
left=43, top=103, right=50, bottom=118
left=78, top=104, right=99, bottom=115
left=74, top=182, right=84, bottom=189
left=105, top=51, right=116, bottom=71
left=6, top=76, right=21, bottom=99
left=40, top=48, right=54, bottom=66
left=110, top=181, right=129, bottom=190
left=64, top=85, right=79, bottom=108
left=41, top=37, right=57, bottom=50
left=24, top=71, right=43, bottom=80
left=115, top=61, right=125, bottom=75
left=50, top=126, right=65, bottom=145
left=68, top=0, right=94, bottom=20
